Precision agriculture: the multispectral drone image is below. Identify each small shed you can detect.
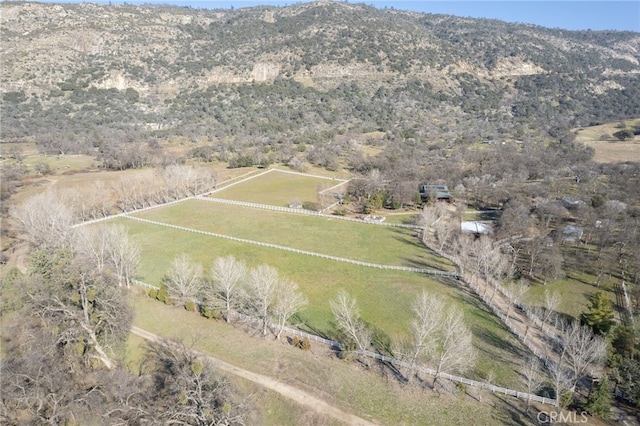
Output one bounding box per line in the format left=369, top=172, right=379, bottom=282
left=562, top=225, right=583, bottom=244
left=461, top=221, right=492, bottom=235
left=560, top=196, right=585, bottom=210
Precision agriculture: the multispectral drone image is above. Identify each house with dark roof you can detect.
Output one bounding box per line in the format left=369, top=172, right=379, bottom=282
left=419, top=185, right=453, bottom=203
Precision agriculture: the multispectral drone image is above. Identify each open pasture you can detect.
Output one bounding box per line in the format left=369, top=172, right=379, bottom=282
left=106, top=168, right=536, bottom=389
left=132, top=199, right=454, bottom=271
left=211, top=168, right=347, bottom=207
left=130, top=295, right=515, bottom=426
left=574, top=118, right=640, bottom=163
left=116, top=216, right=530, bottom=388
left=116, top=216, right=454, bottom=337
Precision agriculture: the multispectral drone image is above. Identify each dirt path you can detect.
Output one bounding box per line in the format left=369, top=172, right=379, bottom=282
left=131, top=326, right=378, bottom=426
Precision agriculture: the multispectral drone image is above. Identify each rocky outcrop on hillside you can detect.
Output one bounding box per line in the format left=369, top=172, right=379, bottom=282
left=2, top=1, right=639, bottom=147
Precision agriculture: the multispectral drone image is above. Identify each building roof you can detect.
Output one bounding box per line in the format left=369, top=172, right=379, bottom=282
left=461, top=221, right=492, bottom=234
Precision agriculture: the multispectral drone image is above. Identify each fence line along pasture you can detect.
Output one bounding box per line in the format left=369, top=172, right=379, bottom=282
left=318, top=179, right=351, bottom=195
left=71, top=195, right=199, bottom=228
left=195, top=196, right=422, bottom=230
left=421, top=235, right=558, bottom=370
left=201, top=168, right=274, bottom=197
left=268, top=167, right=350, bottom=182
left=123, top=215, right=456, bottom=277
left=130, top=279, right=556, bottom=406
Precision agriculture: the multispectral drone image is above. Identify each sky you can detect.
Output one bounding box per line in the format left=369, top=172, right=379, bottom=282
left=34, top=0, right=640, bottom=32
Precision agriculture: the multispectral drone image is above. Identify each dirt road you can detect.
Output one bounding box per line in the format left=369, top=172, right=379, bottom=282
left=131, top=326, right=378, bottom=426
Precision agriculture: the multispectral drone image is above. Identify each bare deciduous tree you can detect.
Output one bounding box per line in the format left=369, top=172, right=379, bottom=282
left=558, top=321, right=607, bottom=391
left=272, top=280, right=308, bottom=340
left=164, top=254, right=204, bottom=305
left=10, top=190, right=74, bottom=249
left=468, top=235, right=494, bottom=290
left=75, top=225, right=111, bottom=273
left=522, top=356, right=545, bottom=412
left=549, top=358, right=573, bottom=408
left=406, top=291, right=444, bottom=375
left=537, top=289, right=560, bottom=328
left=330, top=290, right=372, bottom=354
left=106, top=225, right=140, bottom=287
left=432, top=306, right=475, bottom=387
left=208, top=255, right=247, bottom=323
left=503, top=282, right=529, bottom=322
left=245, top=264, right=280, bottom=335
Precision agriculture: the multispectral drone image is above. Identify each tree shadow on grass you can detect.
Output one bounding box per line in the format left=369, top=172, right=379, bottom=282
left=402, top=255, right=454, bottom=272
left=491, top=395, right=536, bottom=426
left=390, top=232, right=425, bottom=251
left=472, top=325, right=527, bottom=363
left=450, top=291, right=529, bottom=361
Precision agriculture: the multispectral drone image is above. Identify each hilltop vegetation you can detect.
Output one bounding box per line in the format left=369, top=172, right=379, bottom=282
left=2, top=1, right=639, bottom=156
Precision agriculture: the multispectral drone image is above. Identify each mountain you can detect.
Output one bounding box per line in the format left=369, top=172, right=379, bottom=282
left=2, top=0, right=640, bottom=154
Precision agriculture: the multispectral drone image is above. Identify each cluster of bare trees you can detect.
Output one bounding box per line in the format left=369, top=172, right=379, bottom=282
left=330, top=290, right=476, bottom=387
left=400, top=291, right=476, bottom=386
left=9, top=190, right=76, bottom=249
left=549, top=321, right=608, bottom=407
left=9, top=164, right=217, bottom=229
left=3, top=194, right=250, bottom=425
left=162, top=255, right=308, bottom=340
left=420, top=204, right=612, bottom=406
left=9, top=189, right=141, bottom=288
left=110, top=164, right=217, bottom=213
left=74, top=224, right=140, bottom=287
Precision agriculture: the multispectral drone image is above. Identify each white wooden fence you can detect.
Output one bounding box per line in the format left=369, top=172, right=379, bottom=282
left=131, top=280, right=556, bottom=406
left=421, top=237, right=562, bottom=370
left=123, top=215, right=456, bottom=277
left=195, top=196, right=421, bottom=230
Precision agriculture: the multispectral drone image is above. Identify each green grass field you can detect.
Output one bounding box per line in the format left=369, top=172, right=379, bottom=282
left=102, top=169, right=542, bottom=390
left=131, top=200, right=454, bottom=271
left=211, top=169, right=347, bottom=207
left=115, top=216, right=457, bottom=337
left=114, top=215, right=530, bottom=388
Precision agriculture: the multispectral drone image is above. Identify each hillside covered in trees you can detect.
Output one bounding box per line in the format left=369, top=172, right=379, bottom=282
left=2, top=0, right=640, bottom=155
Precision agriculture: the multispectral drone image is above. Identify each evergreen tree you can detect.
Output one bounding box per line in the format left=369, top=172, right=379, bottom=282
left=613, top=357, right=640, bottom=408
left=580, top=291, right=615, bottom=335
left=585, top=376, right=611, bottom=419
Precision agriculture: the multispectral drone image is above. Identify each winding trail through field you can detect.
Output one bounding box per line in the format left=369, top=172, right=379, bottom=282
left=131, top=326, right=378, bottom=426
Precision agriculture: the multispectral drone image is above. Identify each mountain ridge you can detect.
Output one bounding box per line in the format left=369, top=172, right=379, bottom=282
left=2, top=1, right=639, bottom=149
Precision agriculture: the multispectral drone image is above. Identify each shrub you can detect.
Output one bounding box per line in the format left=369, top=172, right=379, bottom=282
left=155, top=285, right=169, bottom=304
left=292, top=336, right=311, bottom=350
left=148, top=288, right=158, bottom=299
left=613, top=129, right=634, bottom=141
left=184, top=300, right=197, bottom=312
left=299, top=337, right=311, bottom=350
left=34, top=162, right=52, bottom=175
left=559, top=389, right=573, bottom=408
left=200, top=305, right=221, bottom=319
left=337, top=340, right=357, bottom=361
left=302, top=201, right=319, bottom=211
